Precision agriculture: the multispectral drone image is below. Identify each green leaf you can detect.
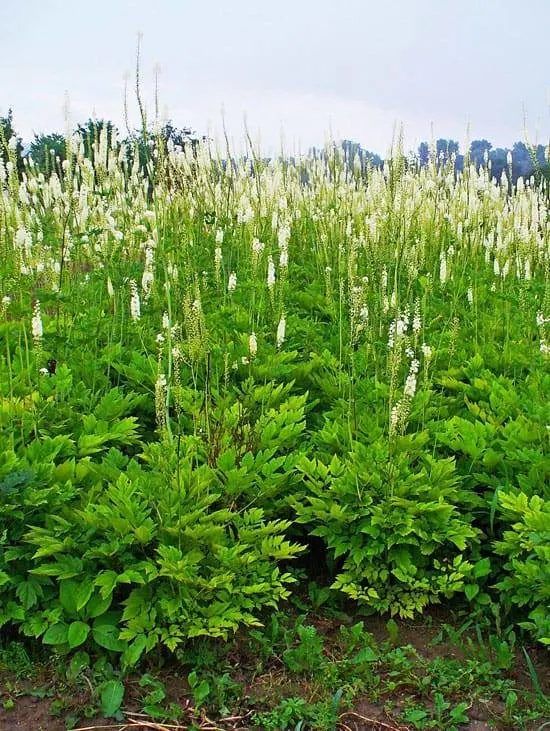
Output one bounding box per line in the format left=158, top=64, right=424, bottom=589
left=352, top=646, right=379, bottom=664
left=43, top=623, right=69, bottom=646
left=75, top=579, right=94, bottom=612
left=92, top=613, right=125, bottom=652
left=473, top=558, right=491, bottom=578
left=68, top=621, right=90, bottom=649
left=465, top=584, right=479, bottom=601
left=100, top=679, right=124, bottom=717
left=123, top=633, right=147, bottom=667
left=95, top=570, right=118, bottom=599
left=16, top=580, right=38, bottom=609
left=68, top=651, right=90, bottom=679
left=86, top=593, right=112, bottom=619
left=59, top=579, right=78, bottom=616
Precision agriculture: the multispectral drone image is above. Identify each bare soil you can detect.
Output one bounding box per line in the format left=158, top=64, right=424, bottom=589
left=1, top=610, right=548, bottom=731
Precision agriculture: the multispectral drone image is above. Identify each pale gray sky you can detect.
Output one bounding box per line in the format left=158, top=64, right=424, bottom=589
left=1, top=0, right=549, bottom=155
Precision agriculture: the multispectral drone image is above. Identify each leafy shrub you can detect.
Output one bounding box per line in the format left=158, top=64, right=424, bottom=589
left=494, top=492, right=550, bottom=645
left=293, top=433, right=480, bottom=618
left=0, top=385, right=303, bottom=665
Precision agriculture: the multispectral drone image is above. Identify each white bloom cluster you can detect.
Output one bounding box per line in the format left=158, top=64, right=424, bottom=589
left=404, top=358, right=420, bottom=398
left=267, top=257, right=276, bottom=289
left=421, top=343, right=433, bottom=360
left=276, top=317, right=286, bottom=348
left=142, top=246, right=154, bottom=299
left=130, top=279, right=140, bottom=321
left=249, top=332, right=258, bottom=358
left=439, top=253, right=448, bottom=283
left=31, top=300, right=43, bottom=342
left=388, top=309, right=409, bottom=348
left=227, top=271, right=237, bottom=292
left=412, top=303, right=421, bottom=334
left=252, top=238, right=264, bottom=257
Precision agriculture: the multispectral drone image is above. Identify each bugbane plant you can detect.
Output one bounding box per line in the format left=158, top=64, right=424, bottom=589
left=0, top=110, right=549, bottom=664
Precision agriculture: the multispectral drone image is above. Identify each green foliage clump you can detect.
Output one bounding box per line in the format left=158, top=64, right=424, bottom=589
left=0, top=373, right=303, bottom=665
left=294, top=437, right=479, bottom=618
left=494, top=492, right=550, bottom=645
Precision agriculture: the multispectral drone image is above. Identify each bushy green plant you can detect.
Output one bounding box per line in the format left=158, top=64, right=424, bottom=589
left=494, top=492, right=550, bottom=645
left=293, top=434, right=479, bottom=618
left=0, top=392, right=303, bottom=664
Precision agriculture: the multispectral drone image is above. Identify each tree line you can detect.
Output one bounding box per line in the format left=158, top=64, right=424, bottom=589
left=0, top=109, right=201, bottom=180
left=1, top=108, right=549, bottom=186
left=336, top=137, right=550, bottom=185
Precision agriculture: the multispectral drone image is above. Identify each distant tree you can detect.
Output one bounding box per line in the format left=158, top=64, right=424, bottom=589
left=28, top=132, right=66, bottom=175
left=125, top=120, right=200, bottom=177
left=417, top=139, right=459, bottom=168
left=418, top=141, right=429, bottom=166
left=469, top=139, right=492, bottom=168
left=489, top=147, right=508, bottom=182
left=340, top=139, right=383, bottom=180
left=436, top=138, right=459, bottom=162
left=76, top=118, right=119, bottom=164
left=0, top=108, right=24, bottom=177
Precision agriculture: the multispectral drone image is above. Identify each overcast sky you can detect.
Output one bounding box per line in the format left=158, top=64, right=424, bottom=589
left=1, top=0, right=549, bottom=155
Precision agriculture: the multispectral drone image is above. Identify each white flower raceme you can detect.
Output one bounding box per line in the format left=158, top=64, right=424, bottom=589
left=215, top=228, right=224, bottom=244
left=252, top=238, right=264, bottom=257
left=421, top=343, right=433, bottom=360
left=107, top=277, right=114, bottom=298
left=142, top=269, right=154, bottom=296
left=388, top=309, right=409, bottom=349
left=227, top=271, right=237, bottom=292
left=267, top=257, right=276, bottom=289
left=249, top=332, right=258, bottom=358
left=31, top=300, right=43, bottom=342
left=129, top=279, right=140, bottom=321
left=278, top=223, right=291, bottom=250
left=404, top=373, right=417, bottom=398
left=439, top=254, right=448, bottom=283
left=276, top=317, right=286, bottom=348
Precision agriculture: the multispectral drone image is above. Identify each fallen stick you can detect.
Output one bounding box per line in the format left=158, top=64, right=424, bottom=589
left=338, top=711, right=411, bottom=731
